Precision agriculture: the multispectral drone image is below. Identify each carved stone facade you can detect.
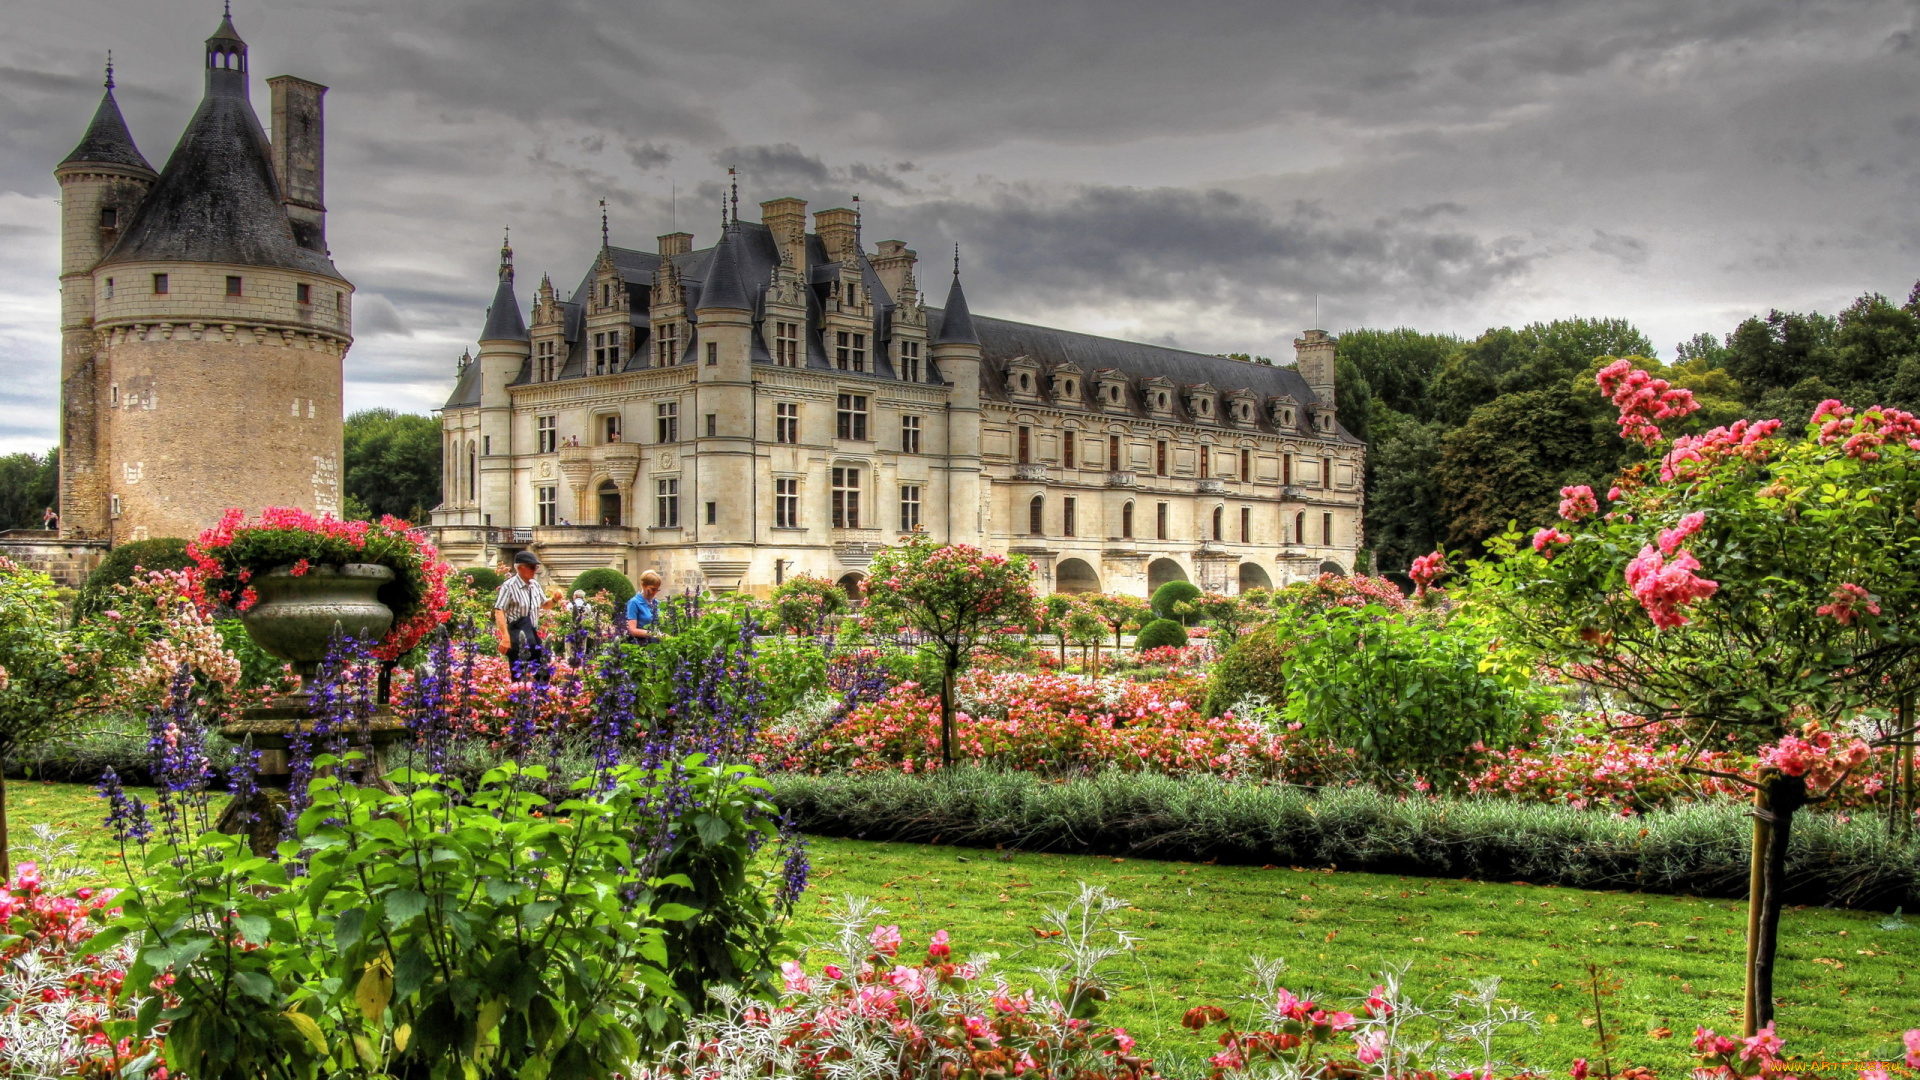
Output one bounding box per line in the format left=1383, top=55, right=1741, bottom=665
left=54, top=13, right=352, bottom=545
left=433, top=197, right=1362, bottom=598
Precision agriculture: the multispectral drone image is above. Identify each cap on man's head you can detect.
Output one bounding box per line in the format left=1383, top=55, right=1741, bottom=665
left=572, top=590, right=586, bottom=599
left=513, top=551, right=540, bottom=568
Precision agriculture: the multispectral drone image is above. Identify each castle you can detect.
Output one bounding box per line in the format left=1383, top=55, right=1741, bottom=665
left=53, top=10, right=352, bottom=545
left=432, top=195, right=1365, bottom=599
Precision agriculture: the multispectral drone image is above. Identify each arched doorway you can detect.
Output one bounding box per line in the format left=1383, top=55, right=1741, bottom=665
left=1238, top=562, right=1273, bottom=592
left=1147, top=558, right=1187, bottom=593
left=1055, top=558, right=1100, bottom=594
left=1318, top=560, right=1346, bottom=577
left=597, top=481, right=622, bottom=526
left=837, top=572, right=867, bottom=605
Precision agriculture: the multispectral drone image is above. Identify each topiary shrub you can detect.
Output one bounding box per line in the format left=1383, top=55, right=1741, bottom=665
left=1150, top=580, right=1202, bottom=623
left=1134, top=618, right=1188, bottom=651
left=570, top=567, right=635, bottom=608
left=1203, top=622, right=1290, bottom=716
left=72, top=537, right=191, bottom=622
left=458, top=566, right=505, bottom=593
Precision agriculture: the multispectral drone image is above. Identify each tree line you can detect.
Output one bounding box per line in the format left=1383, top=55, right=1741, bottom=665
left=1339, top=284, right=1920, bottom=571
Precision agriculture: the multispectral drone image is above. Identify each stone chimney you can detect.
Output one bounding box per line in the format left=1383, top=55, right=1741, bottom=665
left=1292, top=329, right=1337, bottom=409
left=267, top=75, right=327, bottom=252
left=658, top=232, right=693, bottom=257
left=871, top=239, right=917, bottom=304
left=760, top=197, right=807, bottom=269
left=814, top=207, right=858, bottom=263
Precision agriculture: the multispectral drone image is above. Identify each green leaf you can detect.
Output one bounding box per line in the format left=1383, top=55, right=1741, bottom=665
left=520, top=900, right=560, bottom=929
left=284, top=1009, right=329, bottom=1056
left=393, top=941, right=434, bottom=1003
left=232, top=970, right=277, bottom=1003
left=692, top=812, right=731, bottom=847
left=384, top=888, right=429, bottom=927
left=334, top=907, right=366, bottom=952
left=652, top=902, right=701, bottom=922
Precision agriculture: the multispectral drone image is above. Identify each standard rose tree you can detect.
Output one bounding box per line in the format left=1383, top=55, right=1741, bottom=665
left=861, top=535, right=1037, bottom=767
left=1466, top=359, right=1920, bottom=1036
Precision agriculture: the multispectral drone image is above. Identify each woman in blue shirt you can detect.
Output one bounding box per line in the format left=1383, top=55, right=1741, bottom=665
left=625, top=569, right=663, bottom=643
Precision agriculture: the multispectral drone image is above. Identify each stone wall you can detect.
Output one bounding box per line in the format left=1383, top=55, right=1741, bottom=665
left=0, top=534, right=108, bottom=588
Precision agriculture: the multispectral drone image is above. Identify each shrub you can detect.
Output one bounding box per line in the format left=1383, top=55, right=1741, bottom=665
left=768, top=767, right=1920, bottom=911
left=1202, top=622, right=1290, bottom=716
left=1282, top=605, right=1546, bottom=786
left=458, top=565, right=504, bottom=593
left=1149, top=580, right=1201, bottom=622
left=571, top=566, right=635, bottom=608
left=71, top=537, right=190, bottom=622
left=1134, top=618, right=1188, bottom=651
left=770, top=573, right=848, bottom=634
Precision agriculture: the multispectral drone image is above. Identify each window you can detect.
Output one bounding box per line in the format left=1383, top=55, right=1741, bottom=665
left=656, top=402, right=678, bottom=443
left=1156, top=440, right=1167, bottom=476
left=594, top=332, right=608, bottom=375
left=836, top=394, right=868, bottom=441
left=706, top=341, right=718, bottom=366
left=1212, top=505, right=1224, bottom=541
left=100, top=206, right=117, bottom=228
left=1323, top=512, right=1334, bottom=546
left=152, top=273, right=168, bottom=294
left=1295, top=511, right=1306, bottom=545
left=656, top=478, right=680, bottom=527
left=608, top=331, right=621, bottom=368
left=602, top=283, right=613, bottom=307
left=602, top=415, right=620, bottom=443
left=835, top=331, right=867, bottom=372
left=705, top=413, right=717, bottom=438
left=226, top=275, right=242, bottom=297
left=104, top=278, right=113, bottom=299
left=1156, top=502, right=1168, bottom=540
left=900, top=339, right=921, bottom=382
left=537, top=415, right=557, bottom=453
left=776, top=321, right=800, bottom=366
left=1063, top=497, right=1076, bottom=537
left=296, top=282, right=311, bottom=305
left=706, top=501, right=717, bottom=525
left=336, top=291, right=344, bottom=312
left=1200, top=446, right=1209, bottom=479
left=484, top=435, right=491, bottom=455
left=1017, top=426, right=1031, bottom=464
left=900, top=484, right=922, bottom=533
left=537, top=485, right=557, bottom=526
left=657, top=323, right=679, bottom=366
left=1240, top=506, right=1251, bottom=543
left=536, top=339, right=558, bottom=382
left=1283, top=454, right=1292, bottom=486
left=110, top=494, right=122, bottom=517
left=775, top=478, right=799, bottom=528
left=775, top=402, right=799, bottom=444
left=468, top=443, right=477, bottom=501
left=1122, top=501, right=1134, bottom=539
left=1028, top=495, right=1044, bottom=536
left=832, top=467, right=861, bottom=528
left=1064, top=434, right=1075, bottom=469
left=901, top=415, right=921, bottom=454
left=1240, top=448, right=1251, bottom=481
left=1324, top=460, right=1332, bottom=489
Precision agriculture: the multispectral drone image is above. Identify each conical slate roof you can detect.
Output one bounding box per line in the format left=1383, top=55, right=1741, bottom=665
left=479, top=240, right=528, bottom=342
left=98, top=15, right=338, bottom=277
left=933, top=269, right=979, bottom=346
left=696, top=225, right=752, bottom=313
left=60, top=82, right=153, bottom=173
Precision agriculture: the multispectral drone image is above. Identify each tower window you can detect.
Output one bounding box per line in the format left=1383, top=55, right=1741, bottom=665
left=226, top=276, right=243, bottom=297
left=832, top=467, right=861, bottom=528
left=899, top=484, right=922, bottom=533
left=775, top=402, right=798, bottom=444
left=99, top=206, right=117, bottom=229
left=706, top=501, right=717, bottom=525
left=775, top=478, right=799, bottom=528
left=110, top=494, right=122, bottom=518
left=297, top=283, right=311, bottom=305
left=1241, top=506, right=1251, bottom=543
left=152, top=273, right=168, bottom=294
left=705, top=413, right=717, bottom=438
left=104, top=278, right=113, bottom=299
left=1295, top=511, right=1306, bottom=544
left=1063, top=497, right=1076, bottom=537
left=706, top=341, right=718, bottom=366
left=1028, top=495, right=1044, bottom=536
left=336, top=291, right=344, bottom=312
left=901, top=414, right=921, bottom=454
left=1156, top=502, right=1168, bottom=540
left=1212, top=505, right=1224, bottom=541
left=1122, top=501, right=1134, bottom=539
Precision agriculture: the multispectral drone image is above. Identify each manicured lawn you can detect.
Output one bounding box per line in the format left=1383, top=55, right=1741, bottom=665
left=12, top=782, right=1915, bottom=1073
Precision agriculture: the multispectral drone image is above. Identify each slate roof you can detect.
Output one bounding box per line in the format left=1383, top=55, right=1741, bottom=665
left=60, top=86, right=154, bottom=173
left=932, top=273, right=978, bottom=345
left=98, top=21, right=339, bottom=278
left=480, top=269, right=528, bottom=342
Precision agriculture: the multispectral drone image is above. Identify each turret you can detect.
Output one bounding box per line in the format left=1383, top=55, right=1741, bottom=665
left=932, top=248, right=984, bottom=543
left=204, top=6, right=249, bottom=99
left=693, top=224, right=756, bottom=546
left=475, top=235, right=529, bottom=524
left=1292, top=329, right=1336, bottom=410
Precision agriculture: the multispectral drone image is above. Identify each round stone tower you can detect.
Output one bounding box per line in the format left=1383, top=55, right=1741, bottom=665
left=59, top=10, right=354, bottom=543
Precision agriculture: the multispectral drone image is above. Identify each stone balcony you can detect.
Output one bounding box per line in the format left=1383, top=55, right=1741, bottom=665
left=1196, top=479, right=1226, bottom=494
left=831, top=527, right=887, bottom=565
left=1012, top=463, right=1050, bottom=482
left=1106, top=471, right=1138, bottom=488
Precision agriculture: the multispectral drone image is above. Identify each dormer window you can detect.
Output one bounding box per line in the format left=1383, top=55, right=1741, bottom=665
left=99, top=207, right=117, bottom=229
left=1109, top=386, right=1121, bottom=403
left=1020, top=373, right=1032, bottom=392
left=1064, top=379, right=1076, bottom=396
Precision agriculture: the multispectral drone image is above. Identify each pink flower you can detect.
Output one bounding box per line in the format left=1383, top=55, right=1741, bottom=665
left=1761, top=736, right=1815, bottom=777
left=1365, top=984, right=1393, bottom=1017
left=1903, top=1028, right=1920, bottom=1068
left=1817, top=582, right=1880, bottom=627
left=868, top=924, right=901, bottom=957
left=1741, top=1021, right=1784, bottom=1062
left=1111, top=1027, right=1135, bottom=1053
left=963, top=1014, right=999, bottom=1045
left=1410, top=551, right=1446, bottom=591
left=780, top=960, right=811, bottom=994
left=1656, top=511, right=1706, bottom=557
left=1571, top=1059, right=1590, bottom=1080
left=928, top=928, right=951, bottom=960
left=1624, top=544, right=1718, bottom=630
left=1319, top=1009, right=1356, bottom=1031
left=1356, top=1030, right=1389, bottom=1065
left=1559, top=485, right=1599, bottom=521
left=823, top=963, right=845, bottom=981
left=1533, top=527, right=1573, bottom=555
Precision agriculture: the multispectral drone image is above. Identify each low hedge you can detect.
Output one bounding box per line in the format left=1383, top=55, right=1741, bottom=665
left=769, top=767, right=1920, bottom=912
left=1134, top=618, right=1188, bottom=651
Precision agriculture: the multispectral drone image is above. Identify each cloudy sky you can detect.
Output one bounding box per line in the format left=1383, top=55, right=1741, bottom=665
left=4, top=0, right=1918, bottom=453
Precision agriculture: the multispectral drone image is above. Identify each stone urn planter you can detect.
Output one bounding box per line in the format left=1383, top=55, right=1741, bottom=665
left=220, top=563, right=413, bottom=849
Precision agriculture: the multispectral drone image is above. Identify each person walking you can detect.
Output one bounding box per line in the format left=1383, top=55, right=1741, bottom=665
left=493, top=550, right=557, bottom=666
left=625, top=570, right=664, bottom=643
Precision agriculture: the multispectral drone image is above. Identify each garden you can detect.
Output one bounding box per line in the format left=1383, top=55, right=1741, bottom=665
left=0, top=362, right=1918, bottom=1077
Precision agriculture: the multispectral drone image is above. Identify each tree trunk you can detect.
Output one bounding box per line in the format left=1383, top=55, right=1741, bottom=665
left=939, top=657, right=958, bottom=769
left=1742, top=780, right=1767, bottom=1035
left=1744, top=771, right=1807, bottom=1035
left=1905, top=712, right=1917, bottom=842
left=0, top=769, right=10, bottom=883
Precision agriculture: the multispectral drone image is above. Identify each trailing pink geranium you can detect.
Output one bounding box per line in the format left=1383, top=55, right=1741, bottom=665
left=187, top=507, right=451, bottom=660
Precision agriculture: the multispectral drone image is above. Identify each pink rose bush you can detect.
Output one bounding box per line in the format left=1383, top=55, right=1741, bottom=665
left=1558, top=485, right=1599, bottom=522
left=1597, top=357, right=1702, bottom=446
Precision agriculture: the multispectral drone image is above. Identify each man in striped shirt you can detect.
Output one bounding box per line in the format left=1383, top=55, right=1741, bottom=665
left=493, top=550, right=557, bottom=665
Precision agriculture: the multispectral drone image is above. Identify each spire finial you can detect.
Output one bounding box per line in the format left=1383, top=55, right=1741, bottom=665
left=728, top=167, right=739, bottom=232
left=953, top=243, right=961, bottom=281
left=853, top=193, right=862, bottom=254
left=104, top=51, right=114, bottom=90
left=499, top=227, right=514, bottom=281
left=225, top=0, right=231, bottom=16
left=600, top=198, right=609, bottom=249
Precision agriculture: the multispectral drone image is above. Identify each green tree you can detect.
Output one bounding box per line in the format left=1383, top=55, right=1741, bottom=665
left=0, top=448, right=59, bottom=531
left=1364, top=412, right=1446, bottom=573
left=343, top=409, right=442, bottom=522
left=1432, top=319, right=1655, bottom=427
left=1434, top=383, right=1616, bottom=552
left=1336, top=327, right=1459, bottom=423
left=862, top=536, right=1037, bottom=767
